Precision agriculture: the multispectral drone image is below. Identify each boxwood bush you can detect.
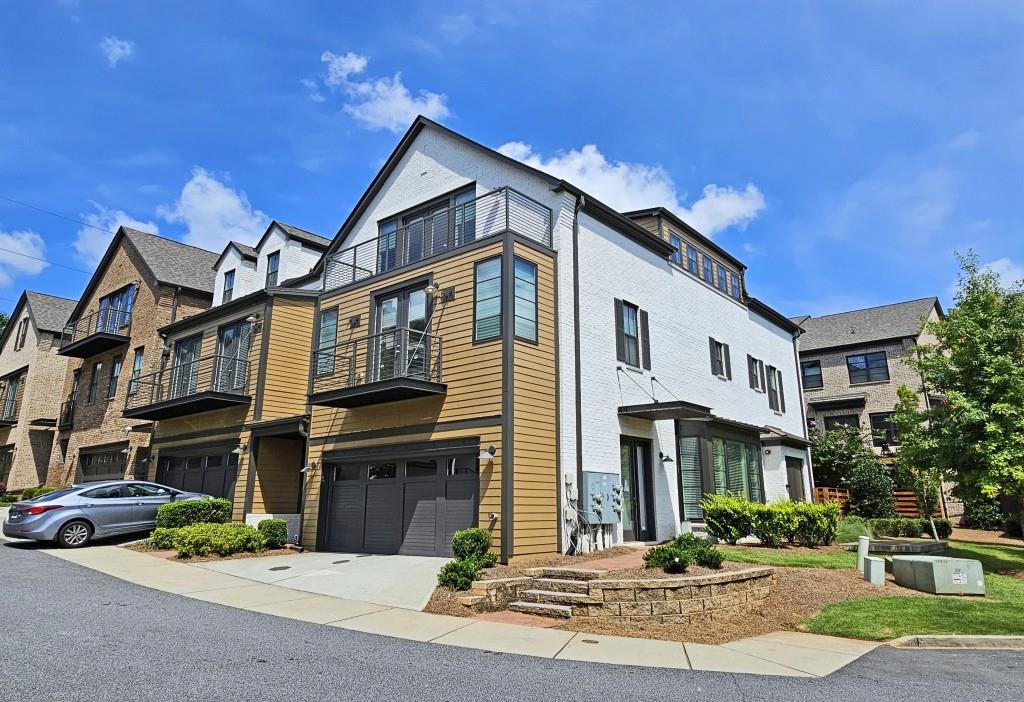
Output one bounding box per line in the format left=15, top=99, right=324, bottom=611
left=451, top=527, right=492, bottom=560
left=701, top=494, right=754, bottom=544
left=702, top=495, right=841, bottom=548
left=257, top=518, right=289, bottom=548
left=437, top=558, right=482, bottom=590
left=172, top=522, right=267, bottom=558
left=149, top=527, right=179, bottom=550
left=867, top=517, right=952, bottom=540
left=643, top=544, right=692, bottom=574
left=155, top=498, right=232, bottom=529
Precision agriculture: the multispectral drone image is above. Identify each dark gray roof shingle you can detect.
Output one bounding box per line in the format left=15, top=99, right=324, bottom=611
left=797, top=297, right=940, bottom=352
left=123, top=228, right=219, bottom=293
left=24, top=291, right=77, bottom=332
left=276, top=222, right=330, bottom=249
left=231, top=241, right=257, bottom=260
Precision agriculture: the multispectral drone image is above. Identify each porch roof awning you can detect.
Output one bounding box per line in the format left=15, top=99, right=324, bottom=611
left=761, top=426, right=811, bottom=449
left=807, top=392, right=867, bottom=410
left=244, top=415, right=309, bottom=439
left=617, top=399, right=712, bottom=422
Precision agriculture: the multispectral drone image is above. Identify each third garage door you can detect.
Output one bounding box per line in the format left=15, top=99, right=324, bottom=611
left=322, top=450, right=479, bottom=557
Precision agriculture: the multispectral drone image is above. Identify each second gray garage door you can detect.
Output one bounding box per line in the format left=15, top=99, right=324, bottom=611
left=321, top=449, right=479, bottom=557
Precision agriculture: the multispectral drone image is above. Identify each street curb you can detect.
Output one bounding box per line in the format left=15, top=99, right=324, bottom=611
left=888, top=635, right=1024, bottom=650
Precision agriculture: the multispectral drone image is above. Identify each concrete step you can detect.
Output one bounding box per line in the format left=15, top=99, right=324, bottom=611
left=522, top=567, right=607, bottom=581
left=532, top=577, right=591, bottom=595
left=520, top=589, right=595, bottom=605
left=508, top=601, right=573, bottom=618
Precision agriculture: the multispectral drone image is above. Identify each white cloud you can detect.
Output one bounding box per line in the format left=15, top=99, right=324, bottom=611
left=100, top=36, right=134, bottom=67
left=983, top=257, right=1024, bottom=287
left=74, top=204, right=159, bottom=267
left=157, top=167, right=269, bottom=252
left=0, top=229, right=48, bottom=287
left=313, top=50, right=450, bottom=132
left=300, top=78, right=325, bottom=103
left=496, top=142, right=765, bottom=236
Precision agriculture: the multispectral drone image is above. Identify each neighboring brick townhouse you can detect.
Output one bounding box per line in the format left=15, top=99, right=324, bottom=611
left=0, top=291, right=77, bottom=490
left=793, top=297, right=944, bottom=454
left=46, top=227, right=218, bottom=487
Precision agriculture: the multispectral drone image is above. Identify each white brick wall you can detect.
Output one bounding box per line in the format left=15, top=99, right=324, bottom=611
left=213, top=248, right=259, bottom=304
left=214, top=225, right=324, bottom=305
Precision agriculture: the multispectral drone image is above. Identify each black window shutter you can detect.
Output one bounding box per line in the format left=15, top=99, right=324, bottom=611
left=778, top=370, right=786, bottom=412
left=614, top=299, right=625, bottom=362
left=708, top=337, right=719, bottom=375
left=723, top=344, right=732, bottom=380
left=639, top=309, right=651, bottom=370
left=747, top=355, right=756, bottom=389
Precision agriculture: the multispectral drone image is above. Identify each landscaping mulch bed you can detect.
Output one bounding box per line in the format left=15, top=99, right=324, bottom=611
left=122, top=541, right=294, bottom=563
left=950, top=528, right=1024, bottom=548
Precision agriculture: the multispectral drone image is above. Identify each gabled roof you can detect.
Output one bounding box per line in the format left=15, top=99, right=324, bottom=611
left=275, top=222, right=330, bottom=249
left=311, top=115, right=675, bottom=275
left=796, top=297, right=942, bottom=353
left=621, top=206, right=746, bottom=270
left=66, top=227, right=218, bottom=322
left=213, top=241, right=258, bottom=270
left=0, top=290, right=78, bottom=352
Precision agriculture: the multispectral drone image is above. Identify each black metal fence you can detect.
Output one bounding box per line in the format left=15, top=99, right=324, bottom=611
left=124, top=355, right=251, bottom=412
left=323, top=187, right=552, bottom=291
left=59, top=398, right=75, bottom=429
left=62, top=308, right=132, bottom=346
left=311, top=327, right=442, bottom=395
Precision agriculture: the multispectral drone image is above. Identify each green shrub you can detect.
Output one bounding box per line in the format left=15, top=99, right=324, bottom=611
left=701, top=494, right=754, bottom=544
left=867, top=517, right=950, bottom=539
left=477, top=552, right=498, bottom=568
left=750, top=503, right=789, bottom=548
left=844, top=461, right=897, bottom=518
left=922, top=518, right=952, bottom=540
left=773, top=500, right=801, bottom=545
left=451, top=527, right=493, bottom=561
left=663, top=533, right=724, bottom=569
left=149, top=527, right=179, bottom=550
left=960, top=495, right=1005, bottom=531
left=793, top=501, right=841, bottom=547
left=172, top=522, right=267, bottom=558
left=836, top=516, right=873, bottom=543
left=643, top=544, right=692, bottom=574
left=437, top=558, right=481, bottom=590
left=155, top=498, right=232, bottom=529
left=256, top=519, right=289, bottom=548
left=21, top=486, right=55, bottom=500
left=0, top=494, right=16, bottom=505
left=1006, top=513, right=1023, bottom=537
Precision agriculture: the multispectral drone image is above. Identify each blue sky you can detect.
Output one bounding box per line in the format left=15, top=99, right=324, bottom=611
left=1, top=1, right=1022, bottom=317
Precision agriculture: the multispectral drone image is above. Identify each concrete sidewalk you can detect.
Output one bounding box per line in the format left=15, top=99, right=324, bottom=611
left=37, top=544, right=877, bottom=677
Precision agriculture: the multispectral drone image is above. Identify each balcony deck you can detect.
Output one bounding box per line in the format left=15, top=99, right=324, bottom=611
left=60, top=309, right=132, bottom=358
left=123, top=355, right=252, bottom=421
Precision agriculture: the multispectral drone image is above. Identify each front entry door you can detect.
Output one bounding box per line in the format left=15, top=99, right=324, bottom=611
left=373, top=286, right=429, bottom=382
left=786, top=457, right=806, bottom=501
left=619, top=437, right=655, bottom=542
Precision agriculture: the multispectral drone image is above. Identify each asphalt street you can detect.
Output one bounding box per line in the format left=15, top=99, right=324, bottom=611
left=1, top=540, right=1021, bottom=702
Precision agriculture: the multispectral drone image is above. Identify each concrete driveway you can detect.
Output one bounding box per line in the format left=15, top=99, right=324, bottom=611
left=192, top=551, right=448, bottom=610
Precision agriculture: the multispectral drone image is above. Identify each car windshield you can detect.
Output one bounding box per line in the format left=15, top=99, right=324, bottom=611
left=28, top=488, right=79, bottom=503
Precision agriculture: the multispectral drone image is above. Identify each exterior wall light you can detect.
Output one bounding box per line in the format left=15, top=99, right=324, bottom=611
left=478, top=445, right=497, bottom=462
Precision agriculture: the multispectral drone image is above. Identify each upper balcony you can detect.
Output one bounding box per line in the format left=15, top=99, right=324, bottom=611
left=310, top=327, right=444, bottom=408
left=123, top=354, right=252, bottom=421
left=323, top=187, right=552, bottom=293
left=59, top=308, right=133, bottom=358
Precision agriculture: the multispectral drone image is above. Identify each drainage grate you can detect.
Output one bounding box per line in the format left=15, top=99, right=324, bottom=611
left=332, top=560, right=350, bottom=565
left=268, top=566, right=291, bottom=572
left=581, top=639, right=599, bottom=645
left=355, top=554, right=372, bottom=558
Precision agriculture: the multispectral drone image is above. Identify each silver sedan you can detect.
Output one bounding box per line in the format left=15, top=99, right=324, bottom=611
left=2, top=481, right=209, bottom=548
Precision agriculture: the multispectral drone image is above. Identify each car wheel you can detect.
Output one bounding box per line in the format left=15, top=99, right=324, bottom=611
left=57, top=520, right=92, bottom=549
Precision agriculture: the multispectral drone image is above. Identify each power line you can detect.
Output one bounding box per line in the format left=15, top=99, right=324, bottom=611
left=0, top=195, right=99, bottom=274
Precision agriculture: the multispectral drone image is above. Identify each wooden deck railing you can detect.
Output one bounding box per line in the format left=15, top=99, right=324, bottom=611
left=813, top=487, right=942, bottom=518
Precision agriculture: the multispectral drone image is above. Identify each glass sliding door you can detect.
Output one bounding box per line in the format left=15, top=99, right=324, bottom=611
left=170, top=336, right=201, bottom=399
left=215, top=321, right=251, bottom=392
left=619, top=437, right=654, bottom=542
left=373, top=285, right=430, bottom=383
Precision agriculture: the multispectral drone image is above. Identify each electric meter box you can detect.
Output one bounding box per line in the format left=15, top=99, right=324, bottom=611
left=891, top=555, right=986, bottom=596
left=581, top=471, right=621, bottom=525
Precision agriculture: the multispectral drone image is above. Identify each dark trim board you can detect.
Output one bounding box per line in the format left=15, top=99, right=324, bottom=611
left=58, top=332, right=131, bottom=359
left=123, top=392, right=252, bottom=421
left=322, top=436, right=480, bottom=463
left=309, top=378, right=447, bottom=409
left=151, top=424, right=246, bottom=447
left=500, top=231, right=515, bottom=563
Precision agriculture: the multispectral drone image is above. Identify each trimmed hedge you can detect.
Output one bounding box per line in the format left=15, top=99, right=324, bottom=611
left=867, top=517, right=952, bottom=540
left=452, top=527, right=492, bottom=561
left=149, top=527, right=179, bottom=550
left=438, top=527, right=497, bottom=590
left=155, top=498, right=232, bottom=529
left=437, top=558, right=482, bottom=590
left=702, top=494, right=841, bottom=548
left=257, top=518, right=289, bottom=548
left=172, top=523, right=267, bottom=558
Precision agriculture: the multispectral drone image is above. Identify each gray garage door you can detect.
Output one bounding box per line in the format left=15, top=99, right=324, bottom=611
left=156, top=449, right=239, bottom=500
left=322, top=451, right=478, bottom=557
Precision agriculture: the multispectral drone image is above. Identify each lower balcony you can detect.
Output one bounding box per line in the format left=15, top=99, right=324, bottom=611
left=310, top=327, right=445, bottom=409
left=123, top=355, right=252, bottom=421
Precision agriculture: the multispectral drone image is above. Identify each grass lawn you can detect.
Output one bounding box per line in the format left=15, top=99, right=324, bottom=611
left=803, top=541, right=1024, bottom=641
left=719, top=545, right=858, bottom=569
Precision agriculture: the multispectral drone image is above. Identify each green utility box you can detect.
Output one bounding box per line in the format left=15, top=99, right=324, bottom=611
left=891, top=555, right=986, bottom=595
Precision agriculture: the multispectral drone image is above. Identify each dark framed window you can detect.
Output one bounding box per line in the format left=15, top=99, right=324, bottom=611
left=716, top=263, right=728, bottom=293
left=621, top=302, right=640, bottom=367
left=107, top=354, right=123, bottom=399
left=97, top=284, right=136, bottom=334
left=847, top=351, right=889, bottom=384
left=686, top=245, right=698, bottom=274
left=315, top=308, right=338, bottom=376
left=614, top=299, right=650, bottom=370
left=730, top=272, right=741, bottom=300
left=473, top=256, right=502, bottom=342
left=711, top=437, right=763, bottom=503
left=767, top=365, right=785, bottom=412
left=0, top=445, right=12, bottom=484
left=1, top=374, right=20, bottom=420
left=747, top=355, right=766, bottom=391
left=824, top=414, right=859, bottom=431
left=14, top=318, right=29, bottom=350
left=702, top=256, right=713, bottom=283
left=709, top=337, right=731, bottom=378
left=87, top=362, right=103, bottom=403
left=513, top=257, right=537, bottom=342
left=223, top=270, right=235, bottom=303
left=870, top=412, right=898, bottom=447
left=265, top=252, right=280, bottom=287
left=669, top=233, right=683, bottom=266
left=801, top=360, right=823, bottom=389
left=128, top=347, right=145, bottom=395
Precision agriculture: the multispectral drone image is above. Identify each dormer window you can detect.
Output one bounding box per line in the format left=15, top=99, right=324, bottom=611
left=223, top=270, right=235, bottom=303
left=266, top=252, right=279, bottom=288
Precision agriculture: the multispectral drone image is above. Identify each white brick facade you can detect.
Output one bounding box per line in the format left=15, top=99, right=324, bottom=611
left=213, top=224, right=326, bottom=305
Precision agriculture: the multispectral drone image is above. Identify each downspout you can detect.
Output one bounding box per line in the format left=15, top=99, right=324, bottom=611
left=572, top=193, right=585, bottom=552
left=791, top=328, right=816, bottom=497
left=169, top=286, right=181, bottom=323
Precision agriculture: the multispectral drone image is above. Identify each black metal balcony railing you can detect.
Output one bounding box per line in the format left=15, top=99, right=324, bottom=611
left=123, top=355, right=251, bottom=419
left=323, top=187, right=552, bottom=292
left=59, top=398, right=75, bottom=429
left=310, top=327, right=444, bottom=408
left=62, top=308, right=133, bottom=346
